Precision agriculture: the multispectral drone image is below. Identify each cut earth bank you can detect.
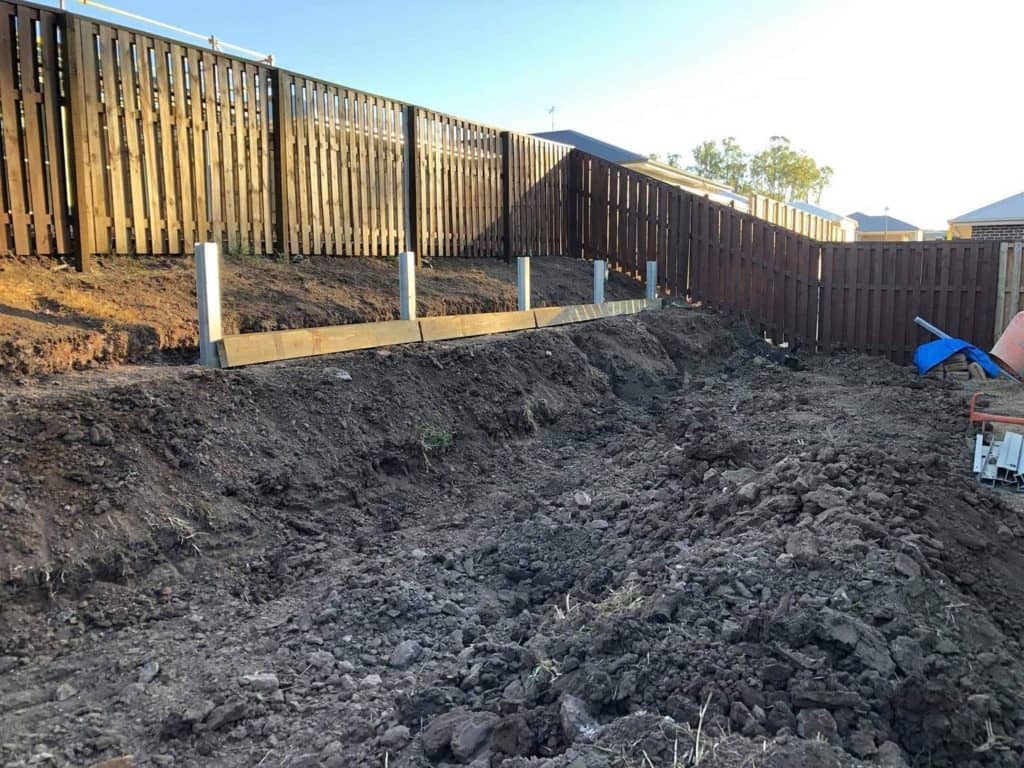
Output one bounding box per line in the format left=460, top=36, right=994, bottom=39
left=1, top=306, right=1023, bottom=767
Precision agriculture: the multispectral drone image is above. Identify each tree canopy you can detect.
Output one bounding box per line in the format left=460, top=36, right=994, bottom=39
left=683, top=136, right=833, bottom=204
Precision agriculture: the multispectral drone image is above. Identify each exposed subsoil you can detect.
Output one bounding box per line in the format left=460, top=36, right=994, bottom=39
left=0, top=255, right=639, bottom=377
left=2, top=306, right=1024, bottom=767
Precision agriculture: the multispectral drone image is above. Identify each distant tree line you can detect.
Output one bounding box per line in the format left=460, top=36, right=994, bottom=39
left=649, top=136, right=833, bottom=204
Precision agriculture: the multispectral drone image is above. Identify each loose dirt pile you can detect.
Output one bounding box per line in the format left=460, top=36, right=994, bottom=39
left=2, top=306, right=1024, bottom=767
left=0, top=255, right=639, bottom=377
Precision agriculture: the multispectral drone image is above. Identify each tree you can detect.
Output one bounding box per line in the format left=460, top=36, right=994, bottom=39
left=748, top=136, right=833, bottom=204
left=688, top=137, right=748, bottom=191
left=648, top=152, right=682, bottom=169
left=684, top=136, right=833, bottom=203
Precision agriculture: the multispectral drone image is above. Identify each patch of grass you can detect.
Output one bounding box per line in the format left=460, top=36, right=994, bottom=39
left=416, top=423, right=453, bottom=453
left=414, top=422, right=454, bottom=474
left=594, top=575, right=644, bottom=617
left=225, top=237, right=259, bottom=264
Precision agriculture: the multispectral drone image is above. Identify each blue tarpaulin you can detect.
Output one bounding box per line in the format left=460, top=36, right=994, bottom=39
left=913, top=338, right=1003, bottom=378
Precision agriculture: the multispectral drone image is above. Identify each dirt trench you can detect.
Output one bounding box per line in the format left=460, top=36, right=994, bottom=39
left=2, top=307, right=1024, bottom=767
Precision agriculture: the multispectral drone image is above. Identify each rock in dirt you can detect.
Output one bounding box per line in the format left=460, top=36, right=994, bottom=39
left=875, top=740, right=910, bottom=767
left=389, top=639, right=422, bottom=668
left=737, top=482, right=760, bottom=502
left=323, top=367, right=352, bottom=382
left=785, top=529, right=820, bottom=566
left=203, top=699, right=247, bottom=731
left=797, top=708, right=839, bottom=744
left=893, top=552, right=921, bottom=578
left=55, top=682, right=77, bottom=701
left=240, top=672, right=280, bottom=692
left=422, top=710, right=466, bottom=759
left=573, top=490, right=592, bottom=508
left=818, top=608, right=895, bottom=676
left=361, top=673, right=382, bottom=688
left=87, top=757, right=135, bottom=768
left=889, top=636, right=924, bottom=676
left=381, top=724, right=411, bottom=750
left=137, top=660, right=159, bottom=684
left=451, top=712, right=500, bottom=761
left=88, top=423, right=115, bottom=446
left=560, top=694, right=601, bottom=744
left=490, top=714, right=534, bottom=756
left=307, top=650, right=335, bottom=669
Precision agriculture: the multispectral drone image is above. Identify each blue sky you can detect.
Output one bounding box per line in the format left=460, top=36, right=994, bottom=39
left=50, top=0, right=1024, bottom=230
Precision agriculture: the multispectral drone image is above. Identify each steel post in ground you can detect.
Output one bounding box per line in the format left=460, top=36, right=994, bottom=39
left=195, top=242, right=223, bottom=368
left=399, top=252, right=417, bottom=320
left=517, top=257, right=531, bottom=311
left=593, top=260, right=606, bottom=304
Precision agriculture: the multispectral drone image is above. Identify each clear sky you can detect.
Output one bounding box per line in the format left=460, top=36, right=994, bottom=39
left=54, top=0, right=1023, bottom=230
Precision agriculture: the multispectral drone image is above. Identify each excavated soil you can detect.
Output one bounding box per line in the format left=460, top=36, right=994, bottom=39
left=2, top=306, right=1024, bottom=768
left=0, top=255, right=639, bottom=377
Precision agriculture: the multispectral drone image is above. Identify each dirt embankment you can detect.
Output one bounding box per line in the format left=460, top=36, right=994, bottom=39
left=1, top=307, right=1024, bottom=767
left=0, top=254, right=640, bottom=377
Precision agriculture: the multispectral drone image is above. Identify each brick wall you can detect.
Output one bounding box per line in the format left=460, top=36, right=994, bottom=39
left=970, top=224, right=1024, bottom=240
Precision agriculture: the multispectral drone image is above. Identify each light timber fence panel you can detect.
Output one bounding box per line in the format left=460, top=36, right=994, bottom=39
left=66, top=12, right=274, bottom=257
left=0, top=1, right=71, bottom=257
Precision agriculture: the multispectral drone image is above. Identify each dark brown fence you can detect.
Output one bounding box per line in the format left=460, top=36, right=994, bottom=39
left=0, top=0, right=569, bottom=266
left=569, top=150, right=1002, bottom=363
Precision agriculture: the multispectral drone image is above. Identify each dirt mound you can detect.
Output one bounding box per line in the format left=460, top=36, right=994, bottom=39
left=0, top=255, right=640, bottom=377
left=2, top=306, right=1024, bottom=767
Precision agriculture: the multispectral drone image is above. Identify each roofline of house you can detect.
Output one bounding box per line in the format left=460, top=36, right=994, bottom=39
left=948, top=217, right=1024, bottom=226
left=620, top=159, right=733, bottom=193
left=858, top=228, right=922, bottom=234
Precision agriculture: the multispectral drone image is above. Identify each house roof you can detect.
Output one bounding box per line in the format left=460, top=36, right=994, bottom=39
left=620, top=159, right=732, bottom=194
left=950, top=191, right=1024, bottom=224
left=847, top=211, right=920, bottom=233
left=790, top=200, right=852, bottom=224
left=532, top=130, right=646, bottom=164
left=533, top=129, right=734, bottom=196
left=719, top=190, right=749, bottom=206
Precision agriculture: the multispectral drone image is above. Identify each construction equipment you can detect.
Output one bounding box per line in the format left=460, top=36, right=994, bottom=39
left=969, top=392, right=1024, bottom=489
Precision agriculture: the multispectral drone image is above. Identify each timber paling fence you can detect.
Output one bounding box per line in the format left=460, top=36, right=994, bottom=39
left=0, top=0, right=571, bottom=265
left=0, top=0, right=1008, bottom=364
left=569, top=151, right=1002, bottom=364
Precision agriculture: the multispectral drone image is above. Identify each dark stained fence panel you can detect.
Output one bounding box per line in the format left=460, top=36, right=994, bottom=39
left=569, top=148, right=1000, bottom=364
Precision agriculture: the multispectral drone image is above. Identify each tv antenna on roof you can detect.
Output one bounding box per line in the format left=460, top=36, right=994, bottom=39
left=547, top=106, right=556, bottom=130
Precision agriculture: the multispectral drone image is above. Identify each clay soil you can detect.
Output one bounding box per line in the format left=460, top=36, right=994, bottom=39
left=0, top=254, right=640, bottom=377
left=2, top=299, right=1024, bottom=767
